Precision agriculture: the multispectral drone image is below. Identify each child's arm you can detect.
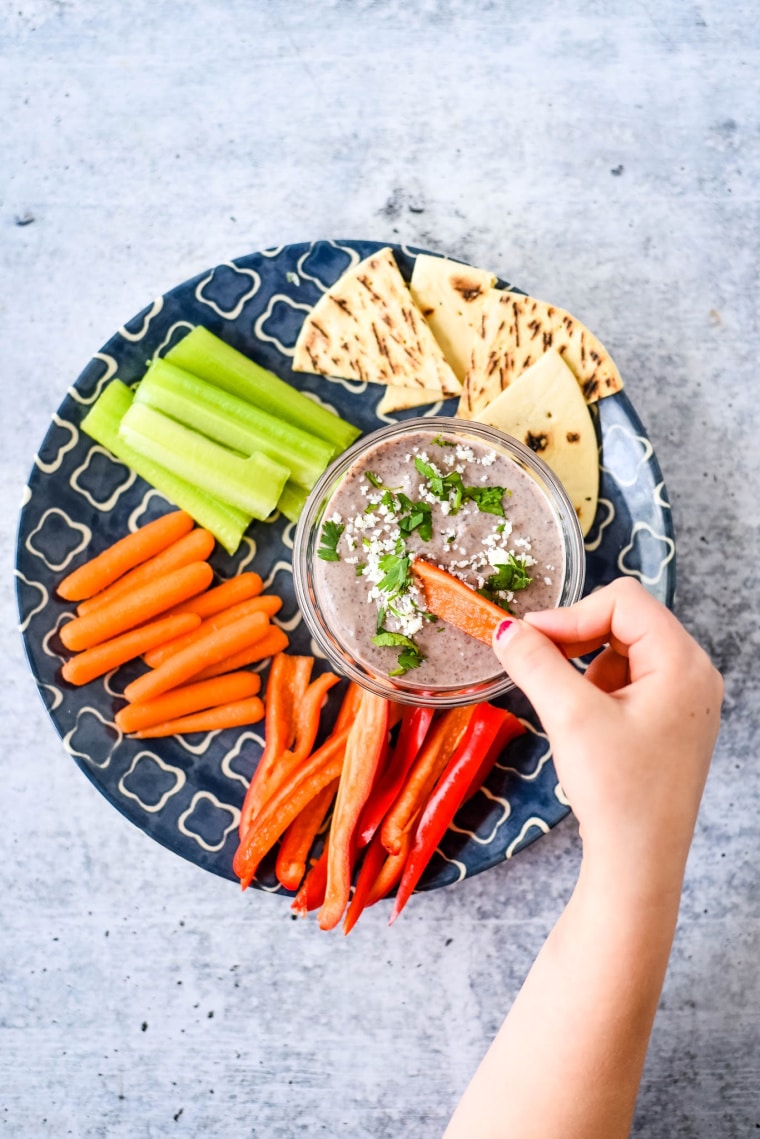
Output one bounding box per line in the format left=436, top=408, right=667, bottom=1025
left=444, top=579, right=723, bottom=1139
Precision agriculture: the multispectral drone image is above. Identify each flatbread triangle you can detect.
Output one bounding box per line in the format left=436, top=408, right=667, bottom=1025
left=292, top=247, right=461, bottom=396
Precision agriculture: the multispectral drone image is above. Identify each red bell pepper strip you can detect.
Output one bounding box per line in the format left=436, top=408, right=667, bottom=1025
left=381, top=704, right=475, bottom=857
left=291, top=842, right=330, bottom=916
left=367, top=827, right=413, bottom=907
left=275, top=777, right=338, bottom=892
left=318, top=691, right=390, bottom=931
left=389, top=703, right=510, bottom=924
left=238, top=654, right=313, bottom=837
left=232, top=729, right=348, bottom=889
left=355, top=705, right=434, bottom=849
left=342, top=829, right=389, bottom=935
left=462, top=711, right=526, bottom=802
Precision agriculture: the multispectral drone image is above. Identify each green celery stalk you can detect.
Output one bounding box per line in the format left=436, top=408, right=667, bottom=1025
left=134, top=358, right=334, bottom=490
left=119, top=402, right=289, bottom=521
left=80, top=381, right=251, bottom=555
left=277, top=480, right=308, bottom=523
left=165, top=326, right=361, bottom=452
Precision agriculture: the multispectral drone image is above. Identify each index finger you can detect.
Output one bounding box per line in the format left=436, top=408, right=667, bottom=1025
left=524, top=578, right=689, bottom=679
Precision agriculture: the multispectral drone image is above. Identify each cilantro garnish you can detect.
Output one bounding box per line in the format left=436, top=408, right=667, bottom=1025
left=431, top=434, right=454, bottom=447
left=377, top=553, right=412, bottom=595
left=464, top=485, right=507, bottom=516
left=317, top=520, right=344, bottom=561
left=478, top=554, right=533, bottom=609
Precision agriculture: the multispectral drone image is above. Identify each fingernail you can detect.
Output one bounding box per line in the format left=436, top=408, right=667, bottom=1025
left=495, top=618, right=517, bottom=642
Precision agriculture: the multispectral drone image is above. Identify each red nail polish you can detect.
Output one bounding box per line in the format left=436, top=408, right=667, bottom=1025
left=496, top=618, right=516, bottom=640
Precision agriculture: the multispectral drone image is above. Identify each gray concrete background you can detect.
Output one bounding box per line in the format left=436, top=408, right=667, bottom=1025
left=2, top=2, right=758, bottom=1135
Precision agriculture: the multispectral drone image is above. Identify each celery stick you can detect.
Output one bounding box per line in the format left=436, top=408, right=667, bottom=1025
left=134, top=358, right=333, bottom=490
left=277, top=480, right=308, bottom=523
left=166, top=326, right=361, bottom=452
left=80, top=381, right=251, bottom=554
left=119, top=402, right=290, bottom=520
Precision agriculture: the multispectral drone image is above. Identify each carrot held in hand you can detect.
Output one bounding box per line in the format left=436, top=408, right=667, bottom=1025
left=60, top=561, right=214, bottom=652
left=123, top=609, right=269, bottom=704
left=318, top=691, right=391, bottom=931
left=390, top=703, right=510, bottom=923
left=412, top=558, right=509, bottom=646
left=143, top=595, right=282, bottom=669
left=57, top=510, right=194, bottom=601
left=76, top=527, right=215, bottom=616
left=114, top=671, right=261, bottom=734
left=130, top=696, right=265, bottom=738
left=60, top=613, right=200, bottom=687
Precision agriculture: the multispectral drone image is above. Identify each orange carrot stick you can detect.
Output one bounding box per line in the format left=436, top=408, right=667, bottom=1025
left=380, top=704, right=475, bottom=856
left=76, top=527, right=215, bottom=616
left=143, top=595, right=282, bottom=669
left=275, top=778, right=338, bottom=892
left=57, top=510, right=194, bottom=601
left=191, top=627, right=289, bottom=681
left=60, top=613, right=200, bottom=687
left=114, top=671, right=261, bottom=734
left=60, top=561, right=214, bottom=652
left=167, top=573, right=263, bottom=620
left=130, top=696, right=265, bottom=738
left=412, top=558, right=509, bottom=646
left=123, top=610, right=270, bottom=704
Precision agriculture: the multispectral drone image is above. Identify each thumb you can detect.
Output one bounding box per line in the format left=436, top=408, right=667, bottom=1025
left=492, top=616, right=597, bottom=730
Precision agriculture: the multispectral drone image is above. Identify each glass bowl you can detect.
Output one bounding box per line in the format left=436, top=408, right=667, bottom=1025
left=292, top=416, right=585, bottom=707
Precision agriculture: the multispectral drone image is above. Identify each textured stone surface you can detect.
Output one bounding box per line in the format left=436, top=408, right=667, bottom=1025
left=2, top=2, right=759, bottom=1135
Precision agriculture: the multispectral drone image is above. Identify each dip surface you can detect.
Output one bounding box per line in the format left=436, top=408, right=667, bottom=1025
left=313, top=428, right=565, bottom=686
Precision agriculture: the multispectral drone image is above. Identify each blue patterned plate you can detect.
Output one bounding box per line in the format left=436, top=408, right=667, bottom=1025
left=15, top=241, right=676, bottom=892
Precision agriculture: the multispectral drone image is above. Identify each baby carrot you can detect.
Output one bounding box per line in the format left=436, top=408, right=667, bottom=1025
left=60, top=613, right=200, bottom=687
left=76, top=527, right=215, bottom=616
left=129, top=696, right=265, bottom=738
left=190, top=627, right=289, bottom=681
left=114, top=671, right=261, bottom=734
left=143, top=595, right=282, bottom=669
left=60, top=561, right=214, bottom=652
left=167, top=572, right=263, bottom=620
left=123, top=610, right=270, bottom=704
left=57, top=510, right=194, bottom=601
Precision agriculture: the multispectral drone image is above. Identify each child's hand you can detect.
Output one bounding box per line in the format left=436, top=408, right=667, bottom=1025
left=492, top=578, right=723, bottom=898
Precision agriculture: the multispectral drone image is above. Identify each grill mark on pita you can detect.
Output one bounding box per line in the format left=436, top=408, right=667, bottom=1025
left=566, top=432, right=581, bottom=443
left=371, top=322, right=391, bottom=362
left=583, top=377, right=600, bottom=400
left=357, top=274, right=383, bottom=305
left=512, top=302, right=520, bottom=347
left=329, top=296, right=352, bottom=316
left=452, top=276, right=484, bottom=302
left=543, top=330, right=553, bottom=349
left=306, top=348, right=321, bottom=371
left=311, top=321, right=329, bottom=341
left=526, top=432, right=549, bottom=453
left=422, top=307, right=436, bottom=317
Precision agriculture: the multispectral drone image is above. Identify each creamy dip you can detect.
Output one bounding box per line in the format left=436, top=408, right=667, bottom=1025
left=313, top=428, right=565, bottom=687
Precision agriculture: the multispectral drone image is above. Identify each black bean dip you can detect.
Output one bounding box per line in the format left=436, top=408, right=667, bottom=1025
left=314, top=428, right=564, bottom=685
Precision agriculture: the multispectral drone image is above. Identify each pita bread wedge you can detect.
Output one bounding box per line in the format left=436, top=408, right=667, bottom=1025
left=458, top=290, right=623, bottom=419
left=409, top=254, right=497, bottom=381
left=377, top=385, right=448, bottom=415
left=473, top=348, right=599, bottom=536
left=292, top=247, right=461, bottom=396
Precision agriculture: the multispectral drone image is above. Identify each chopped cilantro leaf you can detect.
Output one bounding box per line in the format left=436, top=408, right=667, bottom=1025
left=377, top=554, right=412, bottom=595
left=431, top=434, right=454, bottom=446
left=365, top=471, right=383, bottom=488
left=317, top=519, right=344, bottom=561
left=464, top=484, right=506, bottom=516
left=376, top=605, right=386, bottom=635
left=390, top=645, right=425, bottom=676
left=355, top=562, right=366, bottom=576
left=478, top=554, right=533, bottom=608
